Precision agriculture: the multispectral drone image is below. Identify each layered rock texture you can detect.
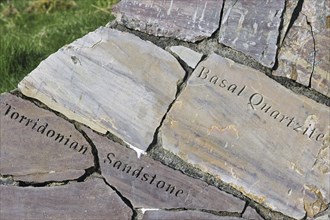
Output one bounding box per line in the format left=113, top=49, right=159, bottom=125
left=1, top=0, right=329, bottom=220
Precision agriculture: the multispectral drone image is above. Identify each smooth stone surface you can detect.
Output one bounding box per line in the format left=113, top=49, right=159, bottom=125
left=219, top=0, right=285, bottom=68
left=160, top=54, right=329, bottom=219
left=242, top=206, right=264, bottom=220
left=0, top=93, right=93, bottom=182
left=0, top=178, right=132, bottom=219
left=142, top=210, right=244, bottom=220
left=18, top=27, right=185, bottom=151
left=274, top=0, right=330, bottom=97
left=83, top=127, right=245, bottom=213
left=113, top=0, right=223, bottom=42
left=169, top=46, right=203, bottom=69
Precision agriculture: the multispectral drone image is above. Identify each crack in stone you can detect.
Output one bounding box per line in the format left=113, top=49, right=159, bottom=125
left=282, top=0, right=304, bottom=44
left=145, top=54, right=207, bottom=152
left=102, top=177, right=137, bottom=220
left=304, top=15, right=316, bottom=88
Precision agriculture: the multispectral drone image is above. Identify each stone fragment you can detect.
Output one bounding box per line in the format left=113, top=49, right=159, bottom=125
left=219, top=0, right=285, bottom=68
left=242, top=207, right=263, bottom=220
left=160, top=54, right=329, bottom=219
left=83, top=127, right=245, bottom=213
left=279, top=0, right=300, bottom=45
left=142, top=210, right=244, bottom=220
left=169, top=46, right=203, bottom=68
left=0, top=93, right=94, bottom=182
left=113, top=0, right=223, bottom=42
left=274, top=0, right=330, bottom=97
left=18, top=27, right=185, bottom=151
left=0, top=178, right=132, bottom=219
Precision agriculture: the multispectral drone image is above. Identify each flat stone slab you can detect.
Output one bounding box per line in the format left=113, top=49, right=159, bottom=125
left=0, top=178, right=132, bottom=219
left=160, top=54, right=329, bottom=218
left=142, top=210, right=244, bottom=220
left=83, top=127, right=245, bottom=213
left=0, top=93, right=94, bottom=182
left=18, top=27, right=185, bottom=151
left=219, top=0, right=285, bottom=68
left=274, top=0, right=330, bottom=97
left=169, top=46, right=203, bottom=69
left=113, top=0, right=223, bottom=42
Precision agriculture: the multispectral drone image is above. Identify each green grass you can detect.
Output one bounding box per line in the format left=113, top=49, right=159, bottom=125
left=0, top=0, right=117, bottom=93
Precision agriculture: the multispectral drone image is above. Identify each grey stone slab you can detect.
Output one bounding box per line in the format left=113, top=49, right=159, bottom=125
left=82, top=127, right=245, bottom=213
left=219, top=0, right=285, bottom=68
left=242, top=207, right=264, bottom=220
left=169, top=46, right=203, bottom=68
left=274, top=0, right=330, bottom=97
left=0, top=93, right=94, bottom=182
left=18, top=27, right=185, bottom=152
left=0, top=178, right=132, bottom=219
left=142, top=210, right=244, bottom=220
left=113, top=0, right=223, bottom=42
left=160, top=53, right=329, bottom=219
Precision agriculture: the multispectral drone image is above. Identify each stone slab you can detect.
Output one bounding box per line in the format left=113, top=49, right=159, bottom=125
left=18, top=27, right=185, bottom=151
left=83, top=127, right=245, bottom=213
left=113, top=0, right=223, bottom=42
left=274, top=0, right=330, bottom=97
left=219, top=0, right=285, bottom=68
left=0, top=93, right=94, bottom=182
left=0, top=178, right=132, bottom=219
left=142, top=210, right=244, bottom=220
left=242, top=207, right=263, bottom=220
left=169, top=46, right=203, bottom=69
left=160, top=53, right=330, bottom=219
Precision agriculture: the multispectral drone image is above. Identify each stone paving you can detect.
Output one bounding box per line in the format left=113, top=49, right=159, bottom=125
left=1, top=0, right=329, bottom=220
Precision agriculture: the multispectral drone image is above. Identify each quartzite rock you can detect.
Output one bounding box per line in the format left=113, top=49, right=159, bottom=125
left=83, top=127, right=245, bottom=213
left=274, top=0, right=330, bottom=97
left=18, top=27, right=185, bottom=152
left=279, top=0, right=300, bottom=45
left=113, top=0, right=223, bottom=42
left=160, top=54, right=329, bottom=219
left=219, top=0, right=285, bottom=68
left=0, top=178, right=132, bottom=219
left=142, top=210, right=244, bottom=220
left=0, top=93, right=93, bottom=182
left=169, top=46, right=203, bottom=69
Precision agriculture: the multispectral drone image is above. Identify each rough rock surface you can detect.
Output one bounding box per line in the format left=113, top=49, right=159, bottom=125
left=142, top=210, right=244, bottom=220
left=83, top=127, right=245, bottom=213
left=113, top=0, right=223, bottom=42
left=274, top=0, right=330, bottom=97
left=242, top=206, right=263, bottom=220
left=160, top=54, right=329, bottom=219
left=0, top=178, right=132, bottom=219
left=18, top=27, right=185, bottom=152
left=169, top=46, right=203, bottom=68
left=0, top=93, right=94, bottom=182
left=219, top=0, right=285, bottom=68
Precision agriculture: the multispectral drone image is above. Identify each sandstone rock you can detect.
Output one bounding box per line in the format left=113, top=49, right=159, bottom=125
left=18, top=27, right=185, bottom=152
left=142, top=210, right=244, bottom=220
left=0, top=93, right=94, bottom=182
left=274, top=0, right=330, bottom=97
left=169, top=46, right=203, bottom=68
left=83, top=127, right=245, bottom=213
left=160, top=54, right=329, bottom=219
left=113, top=0, right=223, bottom=42
left=0, top=178, right=132, bottom=219
left=242, top=206, right=263, bottom=220
left=219, top=0, right=285, bottom=68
